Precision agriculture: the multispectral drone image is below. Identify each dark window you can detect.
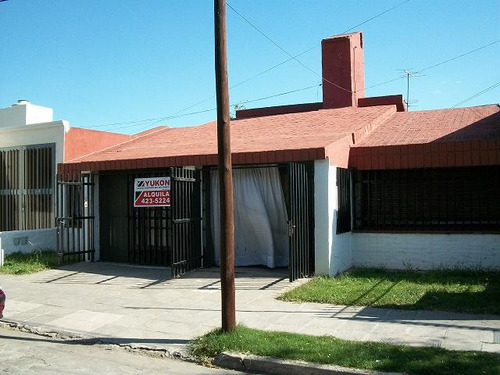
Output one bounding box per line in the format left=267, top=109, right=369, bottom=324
left=353, top=166, right=500, bottom=231
left=336, top=168, right=351, bottom=234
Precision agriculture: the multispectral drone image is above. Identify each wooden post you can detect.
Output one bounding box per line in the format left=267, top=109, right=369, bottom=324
left=214, top=0, right=235, bottom=332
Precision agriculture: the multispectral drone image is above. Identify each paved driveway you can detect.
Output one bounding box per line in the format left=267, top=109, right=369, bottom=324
left=1, top=262, right=293, bottom=355
left=1, top=262, right=499, bottom=355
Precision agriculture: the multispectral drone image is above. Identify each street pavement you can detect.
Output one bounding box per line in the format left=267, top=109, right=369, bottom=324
left=1, top=261, right=499, bottom=359
left=0, top=326, right=260, bottom=374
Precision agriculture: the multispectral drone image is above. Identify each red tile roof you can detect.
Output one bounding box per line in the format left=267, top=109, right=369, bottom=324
left=59, top=103, right=500, bottom=174
left=354, top=105, right=500, bottom=147
left=350, top=105, right=500, bottom=170
left=61, top=105, right=395, bottom=173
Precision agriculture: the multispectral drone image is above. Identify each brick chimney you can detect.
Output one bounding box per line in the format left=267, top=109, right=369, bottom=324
left=321, top=32, right=365, bottom=109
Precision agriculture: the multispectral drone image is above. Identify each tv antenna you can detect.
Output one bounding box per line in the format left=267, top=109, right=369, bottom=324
left=399, top=69, right=422, bottom=110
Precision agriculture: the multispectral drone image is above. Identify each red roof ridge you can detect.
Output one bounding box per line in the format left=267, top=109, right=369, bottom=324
left=350, top=105, right=397, bottom=145
left=408, top=103, right=499, bottom=114
left=69, top=125, right=170, bottom=163
left=132, top=125, right=169, bottom=138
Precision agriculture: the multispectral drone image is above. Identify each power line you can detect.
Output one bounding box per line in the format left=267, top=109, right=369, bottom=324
left=364, top=75, right=405, bottom=91
left=343, top=0, right=411, bottom=34
left=416, top=40, right=499, bottom=74
left=452, top=81, right=500, bottom=108
left=107, top=108, right=217, bottom=132
left=86, top=38, right=497, bottom=131
left=239, top=83, right=320, bottom=106
left=227, top=3, right=351, bottom=93
left=228, top=0, right=412, bottom=91
left=362, top=40, right=499, bottom=94
left=82, top=2, right=497, bottom=132
left=227, top=1, right=415, bottom=95
left=173, top=0, right=413, bottom=117
left=82, top=84, right=320, bottom=130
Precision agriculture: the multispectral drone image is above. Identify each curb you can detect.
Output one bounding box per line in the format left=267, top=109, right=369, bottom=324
left=213, top=352, right=403, bottom=375
left=0, top=319, right=190, bottom=360
left=1, top=320, right=405, bottom=375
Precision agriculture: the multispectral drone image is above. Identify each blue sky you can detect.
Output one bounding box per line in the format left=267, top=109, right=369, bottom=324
left=0, top=0, right=498, bottom=134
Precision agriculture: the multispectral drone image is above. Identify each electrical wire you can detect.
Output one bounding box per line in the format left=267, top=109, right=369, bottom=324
left=172, top=0, right=413, bottom=117
left=226, top=0, right=413, bottom=95
left=416, top=40, right=499, bottom=74
left=82, top=1, right=498, bottom=131
left=237, top=83, right=320, bottom=106
left=227, top=3, right=351, bottom=93
left=361, top=40, right=500, bottom=94
left=452, top=81, right=500, bottom=108
left=342, top=0, right=412, bottom=34
left=83, top=84, right=320, bottom=130
left=85, top=38, right=497, bottom=131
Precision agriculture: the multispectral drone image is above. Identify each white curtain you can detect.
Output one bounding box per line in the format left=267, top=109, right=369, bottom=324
left=211, top=167, right=289, bottom=268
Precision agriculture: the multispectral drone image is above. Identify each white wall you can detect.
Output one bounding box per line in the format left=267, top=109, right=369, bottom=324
left=314, top=160, right=331, bottom=275
left=0, top=101, right=53, bottom=128
left=0, top=121, right=68, bottom=237
left=0, top=121, right=67, bottom=165
left=352, top=233, right=500, bottom=270
left=314, top=160, right=352, bottom=276
left=0, top=228, right=57, bottom=255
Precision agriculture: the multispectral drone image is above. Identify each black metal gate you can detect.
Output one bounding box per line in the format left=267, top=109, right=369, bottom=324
left=288, top=162, right=314, bottom=281
left=56, top=173, right=95, bottom=264
left=170, top=167, right=202, bottom=277
left=128, top=172, right=170, bottom=266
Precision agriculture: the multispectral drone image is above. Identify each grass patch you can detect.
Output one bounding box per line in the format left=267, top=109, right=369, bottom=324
left=0, top=250, right=59, bottom=274
left=190, top=326, right=500, bottom=375
left=279, top=269, right=500, bottom=315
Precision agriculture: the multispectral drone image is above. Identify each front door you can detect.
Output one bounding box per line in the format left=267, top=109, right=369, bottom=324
left=288, top=162, right=314, bottom=281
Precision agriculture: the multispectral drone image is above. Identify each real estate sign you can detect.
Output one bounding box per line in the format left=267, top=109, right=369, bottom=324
left=134, top=177, right=171, bottom=207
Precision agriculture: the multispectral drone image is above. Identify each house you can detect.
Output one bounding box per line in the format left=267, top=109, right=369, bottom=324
left=57, top=32, right=500, bottom=279
left=0, top=100, right=130, bottom=257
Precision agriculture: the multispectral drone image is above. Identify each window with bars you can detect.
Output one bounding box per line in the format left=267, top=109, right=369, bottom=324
left=353, top=166, right=500, bottom=232
left=0, top=144, right=55, bottom=231
left=336, top=167, right=352, bottom=234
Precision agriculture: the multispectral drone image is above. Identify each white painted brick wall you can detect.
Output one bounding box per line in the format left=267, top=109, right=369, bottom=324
left=0, top=228, right=57, bottom=255
left=314, top=160, right=353, bottom=276
left=352, top=233, right=500, bottom=270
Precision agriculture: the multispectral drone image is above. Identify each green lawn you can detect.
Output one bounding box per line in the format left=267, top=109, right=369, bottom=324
left=279, top=269, right=500, bottom=315
left=0, top=251, right=59, bottom=274
left=190, top=326, right=500, bottom=375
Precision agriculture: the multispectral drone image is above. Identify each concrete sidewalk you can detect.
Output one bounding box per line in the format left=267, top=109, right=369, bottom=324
left=1, top=262, right=499, bottom=357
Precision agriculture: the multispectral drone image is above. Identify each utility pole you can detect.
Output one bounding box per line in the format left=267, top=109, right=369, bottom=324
left=214, top=0, right=236, bottom=332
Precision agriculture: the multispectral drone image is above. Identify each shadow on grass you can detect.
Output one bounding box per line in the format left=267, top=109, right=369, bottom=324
left=281, top=269, right=500, bottom=315
left=375, top=269, right=500, bottom=315
left=409, top=288, right=500, bottom=315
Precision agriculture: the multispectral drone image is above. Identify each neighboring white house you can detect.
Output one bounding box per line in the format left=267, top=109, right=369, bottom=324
left=0, top=100, right=130, bottom=257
